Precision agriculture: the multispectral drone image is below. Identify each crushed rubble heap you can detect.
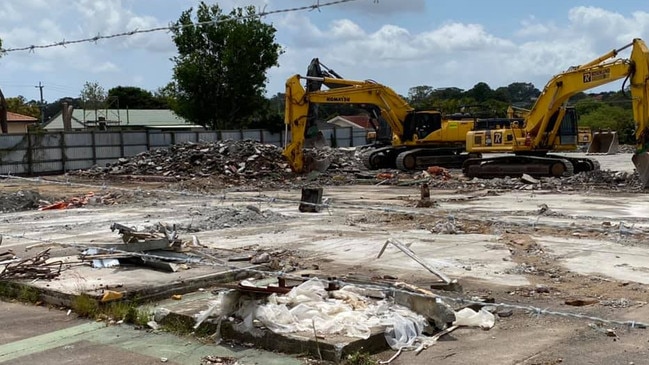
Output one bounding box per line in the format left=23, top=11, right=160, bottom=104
left=0, top=190, right=42, bottom=212
left=411, top=168, right=643, bottom=192
left=66, top=139, right=640, bottom=191
left=73, top=140, right=364, bottom=183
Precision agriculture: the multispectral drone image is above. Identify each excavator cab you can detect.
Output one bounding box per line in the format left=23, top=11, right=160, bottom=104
left=402, top=111, right=443, bottom=141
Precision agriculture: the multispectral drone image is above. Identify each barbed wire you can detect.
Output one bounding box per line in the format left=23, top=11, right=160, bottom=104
left=0, top=0, right=363, bottom=54
left=1, top=230, right=647, bottom=330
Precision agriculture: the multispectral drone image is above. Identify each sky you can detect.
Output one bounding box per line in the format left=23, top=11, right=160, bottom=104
left=0, top=0, right=648, bottom=103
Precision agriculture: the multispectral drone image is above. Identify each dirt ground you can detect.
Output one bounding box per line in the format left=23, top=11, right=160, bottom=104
left=1, top=152, right=649, bottom=365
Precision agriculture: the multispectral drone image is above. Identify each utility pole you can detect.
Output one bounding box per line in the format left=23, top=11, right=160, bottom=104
left=35, top=81, right=44, bottom=125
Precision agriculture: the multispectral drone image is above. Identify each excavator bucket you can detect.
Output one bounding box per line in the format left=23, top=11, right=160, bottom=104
left=632, top=152, right=649, bottom=188
left=588, top=130, right=619, bottom=154
left=303, top=130, right=332, bottom=172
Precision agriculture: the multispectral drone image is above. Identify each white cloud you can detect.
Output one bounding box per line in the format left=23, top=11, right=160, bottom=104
left=268, top=6, right=649, bottom=95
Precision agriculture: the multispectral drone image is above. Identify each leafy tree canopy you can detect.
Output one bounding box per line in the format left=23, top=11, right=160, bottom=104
left=80, top=81, right=107, bottom=109
left=170, top=2, right=282, bottom=130
left=108, top=86, right=168, bottom=109
left=6, top=96, right=40, bottom=119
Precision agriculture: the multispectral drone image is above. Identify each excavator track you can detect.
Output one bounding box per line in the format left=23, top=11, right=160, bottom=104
left=361, top=146, right=398, bottom=170
left=395, top=147, right=471, bottom=171
left=463, top=155, right=575, bottom=179
left=362, top=146, right=471, bottom=171
left=547, top=154, right=600, bottom=174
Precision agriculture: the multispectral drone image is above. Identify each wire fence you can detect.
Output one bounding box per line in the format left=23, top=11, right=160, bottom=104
left=0, top=173, right=648, bottom=330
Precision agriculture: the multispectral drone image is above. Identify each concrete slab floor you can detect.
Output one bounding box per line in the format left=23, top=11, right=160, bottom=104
left=1, top=182, right=648, bottom=297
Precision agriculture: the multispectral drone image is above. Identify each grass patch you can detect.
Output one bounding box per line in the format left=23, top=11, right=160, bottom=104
left=71, top=294, right=100, bottom=318
left=71, top=294, right=152, bottom=326
left=160, top=313, right=195, bottom=335
left=344, top=351, right=377, bottom=365
left=0, top=281, right=40, bottom=304
left=17, top=286, right=40, bottom=303
left=160, top=313, right=217, bottom=338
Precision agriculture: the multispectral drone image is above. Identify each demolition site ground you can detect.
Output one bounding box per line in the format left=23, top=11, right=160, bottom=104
left=0, top=146, right=649, bottom=365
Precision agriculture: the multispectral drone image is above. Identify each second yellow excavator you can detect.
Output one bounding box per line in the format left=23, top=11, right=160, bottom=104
left=463, top=38, right=649, bottom=188
left=283, top=59, right=476, bottom=173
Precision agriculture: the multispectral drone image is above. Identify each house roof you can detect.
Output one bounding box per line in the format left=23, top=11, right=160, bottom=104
left=325, top=115, right=372, bottom=129
left=7, top=112, right=38, bottom=123
left=45, top=109, right=200, bottom=130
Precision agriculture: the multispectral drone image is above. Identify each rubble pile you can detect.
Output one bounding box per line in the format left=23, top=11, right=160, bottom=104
left=80, top=140, right=294, bottom=181
left=410, top=169, right=643, bottom=192
left=560, top=169, right=641, bottom=188
left=174, top=206, right=291, bottom=231
left=0, top=190, right=43, bottom=212
left=617, top=144, right=636, bottom=153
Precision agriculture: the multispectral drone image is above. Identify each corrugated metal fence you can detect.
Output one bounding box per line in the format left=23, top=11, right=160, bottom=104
left=0, top=128, right=368, bottom=175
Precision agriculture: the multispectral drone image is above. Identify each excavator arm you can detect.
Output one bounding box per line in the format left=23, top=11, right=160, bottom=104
left=524, top=58, right=631, bottom=149
left=629, top=39, right=649, bottom=185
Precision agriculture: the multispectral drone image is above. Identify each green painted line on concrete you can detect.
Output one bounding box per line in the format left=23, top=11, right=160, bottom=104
left=0, top=322, right=105, bottom=363
left=0, top=320, right=301, bottom=365
left=88, top=325, right=303, bottom=365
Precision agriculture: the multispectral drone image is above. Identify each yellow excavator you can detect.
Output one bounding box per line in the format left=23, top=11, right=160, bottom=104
left=283, top=59, right=476, bottom=173
left=463, top=38, right=649, bottom=188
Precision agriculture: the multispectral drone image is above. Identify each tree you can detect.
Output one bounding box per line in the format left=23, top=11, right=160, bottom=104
left=465, top=82, right=494, bottom=103
left=579, top=103, right=633, bottom=143
left=407, top=85, right=434, bottom=109
left=170, top=2, right=282, bottom=130
left=80, top=81, right=107, bottom=109
left=6, top=96, right=40, bottom=118
left=506, top=82, right=540, bottom=104
left=108, top=86, right=168, bottom=109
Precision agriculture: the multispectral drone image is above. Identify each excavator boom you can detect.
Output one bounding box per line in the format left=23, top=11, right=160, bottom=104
left=629, top=39, right=649, bottom=188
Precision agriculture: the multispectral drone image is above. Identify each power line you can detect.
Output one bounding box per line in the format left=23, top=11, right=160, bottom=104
left=0, top=0, right=363, bottom=54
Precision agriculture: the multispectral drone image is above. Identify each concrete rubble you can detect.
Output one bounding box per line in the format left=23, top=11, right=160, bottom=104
left=71, top=140, right=364, bottom=187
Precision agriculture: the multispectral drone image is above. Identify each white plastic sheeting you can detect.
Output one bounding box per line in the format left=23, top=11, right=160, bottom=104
left=196, top=278, right=495, bottom=351
left=235, top=278, right=428, bottom=349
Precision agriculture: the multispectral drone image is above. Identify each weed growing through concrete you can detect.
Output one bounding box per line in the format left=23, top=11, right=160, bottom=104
left=71, top=294, right=152, bottom=326
left=160, top=313, right=199, bottom=336
left=344, top=351, right=377, bottom=365
left=159, top=313, right=217, bottom=338
left=0, top=282, right=40, bottom=304
left=17, top=285, right=40, bottom=303
left=71, top=294, right=99, bottom=318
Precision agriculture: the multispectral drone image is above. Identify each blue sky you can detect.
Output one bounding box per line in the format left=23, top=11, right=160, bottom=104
left=0, top=0, right=648, bottom=103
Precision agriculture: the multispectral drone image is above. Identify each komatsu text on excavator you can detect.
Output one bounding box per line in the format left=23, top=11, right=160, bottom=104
left=282, top=59, right=476, bottom=173
left=463, top=38, right=649, bottom=188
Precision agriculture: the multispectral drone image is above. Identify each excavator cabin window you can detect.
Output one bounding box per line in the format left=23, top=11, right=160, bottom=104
left=403, top=112, right=442, bottom=141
